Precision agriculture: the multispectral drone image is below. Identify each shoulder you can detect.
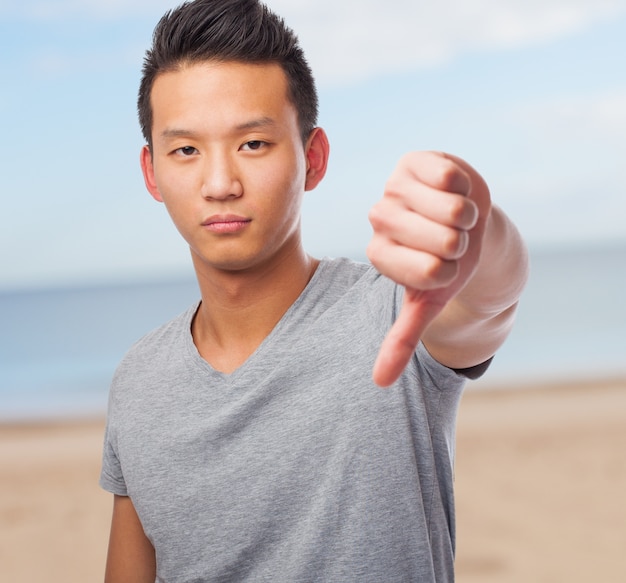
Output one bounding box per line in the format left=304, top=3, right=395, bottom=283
left=317, top=256, right=393, bottom=295
left=111, top=302, right=198, bottom=384
left=323, top=258, right=489, bottom=382
left=318, top=256, right=372, bottom=282
left=133, top=301, right=197, bottom=348
left=302, top=257, right=397, bottom=323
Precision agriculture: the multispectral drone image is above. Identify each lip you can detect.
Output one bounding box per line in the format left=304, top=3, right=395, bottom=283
left=202, top=214, right=252, bottom=234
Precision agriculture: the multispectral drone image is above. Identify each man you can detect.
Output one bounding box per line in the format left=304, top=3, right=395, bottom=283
left=101, top=1, right=529, bottom=581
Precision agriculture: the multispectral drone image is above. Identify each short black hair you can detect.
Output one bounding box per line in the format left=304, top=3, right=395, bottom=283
left=138, top=0, right=319, bottom=148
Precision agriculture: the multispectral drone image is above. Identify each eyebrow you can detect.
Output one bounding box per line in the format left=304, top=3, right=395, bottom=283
left=235, top=116, right=277, bottom=131
left=160, top=128, right=196, bottom=139
left=159, top=117, right=277, bottom=141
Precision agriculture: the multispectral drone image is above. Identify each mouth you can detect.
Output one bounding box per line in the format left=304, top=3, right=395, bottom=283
left=202, top=214, right=252, bottom=234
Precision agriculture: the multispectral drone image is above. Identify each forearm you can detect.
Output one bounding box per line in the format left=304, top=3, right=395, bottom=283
left=422, top=204, right=529, bottom=368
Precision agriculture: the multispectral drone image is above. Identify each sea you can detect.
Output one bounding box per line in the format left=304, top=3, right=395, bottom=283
left=1, top=243, right=625, bottom=422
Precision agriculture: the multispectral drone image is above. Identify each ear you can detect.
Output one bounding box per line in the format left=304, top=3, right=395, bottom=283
left=304, top=127, right=330, bottom=192
left=140, top=145, right=164, bottom=202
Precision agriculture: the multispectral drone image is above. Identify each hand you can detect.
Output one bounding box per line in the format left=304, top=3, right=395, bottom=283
left=366, top=151, right=491, bottom=387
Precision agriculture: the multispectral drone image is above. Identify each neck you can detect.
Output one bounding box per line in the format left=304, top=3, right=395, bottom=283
left=191, top=246, right=319, bottom=373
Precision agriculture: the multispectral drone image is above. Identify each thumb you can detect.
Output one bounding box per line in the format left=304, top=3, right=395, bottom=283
left=373, top=289, right=445, bottom=387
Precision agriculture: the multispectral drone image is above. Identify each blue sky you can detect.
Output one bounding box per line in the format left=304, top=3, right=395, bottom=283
left=1, top=0, right=625, bottom=289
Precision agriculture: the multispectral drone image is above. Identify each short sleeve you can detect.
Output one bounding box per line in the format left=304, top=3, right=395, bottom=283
left=99, top=420, right=128, bottom=496
left=453, top=357, right=493, bottom=380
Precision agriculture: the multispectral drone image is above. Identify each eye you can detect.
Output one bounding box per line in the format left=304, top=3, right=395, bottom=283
left=174, top=146, right=198, bottom=156
left=241, top=140, right=266, bottom=152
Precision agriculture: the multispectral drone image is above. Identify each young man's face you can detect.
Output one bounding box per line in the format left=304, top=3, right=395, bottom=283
left=141, top=61, right=327, bottom=275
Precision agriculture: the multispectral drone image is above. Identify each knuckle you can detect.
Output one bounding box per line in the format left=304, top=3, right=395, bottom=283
left=367, top=204, right=382, bottom=227
left=433, top=157, right=471, bottom=197
left=368, top=202, right=393, bottom=232
left=416, top=256, right=458, bottom=289
left=447, top=197, right=478, bottom=229
left=383, top=178, right=404, bottom=201
left=433, top=158, right=459, bottom=191
left=366, top=238, right=384, bottom=265
left=447, top=196, right=469, bottom=224
left=423, top=255, right=445, bottom=281
left=398, top=151, right=417, bottom=168
left=441, top=228, right=466, bottom=259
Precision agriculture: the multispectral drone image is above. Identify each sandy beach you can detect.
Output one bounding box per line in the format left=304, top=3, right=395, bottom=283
left=1, top=379, right=625, bottom=582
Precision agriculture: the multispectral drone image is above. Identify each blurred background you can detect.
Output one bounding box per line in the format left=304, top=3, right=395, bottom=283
left=1, top=0, right=625, bottom=418
left=1, top=0, right=625, bottom=581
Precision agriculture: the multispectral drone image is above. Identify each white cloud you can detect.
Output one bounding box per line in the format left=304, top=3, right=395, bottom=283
left=5, top=0, right=626, bottom=84
left=264, top=0, right=626, bottom=84
left=496, top=90, right=626, bottom=170
left=525, top=91, right=626, bottom=139
left=0, top=0, right=172, bottom=20
left=28, top=45, right=144, bottom=77
left=477, top=89, right=626, bottom=246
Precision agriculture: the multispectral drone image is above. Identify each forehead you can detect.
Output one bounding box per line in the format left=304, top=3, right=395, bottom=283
left=150, top=61, right=297, bottom=132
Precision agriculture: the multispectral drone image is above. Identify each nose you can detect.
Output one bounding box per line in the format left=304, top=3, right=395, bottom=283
left=200, top=152, right=243, bottom=200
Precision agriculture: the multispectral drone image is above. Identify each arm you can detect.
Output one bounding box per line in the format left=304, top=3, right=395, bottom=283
left=421, top=201, right=528, bottom=369
left=367, top=151, right=529, bottom=386
left=105, top=495, right=156, bottom=583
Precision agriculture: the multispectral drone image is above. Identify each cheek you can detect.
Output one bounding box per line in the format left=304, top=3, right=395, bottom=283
left=154, top=171, right=196, bottom=211
left=266, top=151, right=307, bottom=202
left=156, top=185, right=198, bottom=236
left=255, top=169, right=305, bottom=223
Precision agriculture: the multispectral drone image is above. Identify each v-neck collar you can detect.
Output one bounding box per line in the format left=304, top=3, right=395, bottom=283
left=182, top=258, right=332, bottom=383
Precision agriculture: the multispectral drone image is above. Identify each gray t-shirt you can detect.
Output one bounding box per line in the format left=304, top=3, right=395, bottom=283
left=100, top=258, right=469, bottom=582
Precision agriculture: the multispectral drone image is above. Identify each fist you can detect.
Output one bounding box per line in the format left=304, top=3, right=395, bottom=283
left=366, top=151, right=491, bottom=386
